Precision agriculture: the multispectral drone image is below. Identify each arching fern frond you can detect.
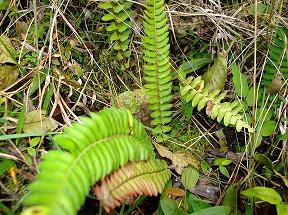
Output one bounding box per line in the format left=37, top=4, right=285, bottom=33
left=93, top=159, right=171, bottom=212
left=99, top=0, right=134, bottom=70
left=263, top=25, right=288, bottom=87
left=21, top=108, right=155, bottom=215
left=180, top=76, right=253, bottom=132
left=142, top=0, right=173, bottom=138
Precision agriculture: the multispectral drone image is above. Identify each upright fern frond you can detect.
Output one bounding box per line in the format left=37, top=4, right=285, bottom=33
left=142, top=0, right=173, bottom=137
left=93, top=159, right=171, bottom=212
left=180, top=76, right=253, bottom=132
left=21, top=108, right=155, bottom=215
left=99, top=0, right=134, bottom=70
left=263, top=25, right=288, bottom=87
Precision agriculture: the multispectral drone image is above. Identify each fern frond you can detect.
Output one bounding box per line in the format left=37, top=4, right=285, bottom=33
left=99, top=0, right=134, bottom=70
left=142, top=0, right=173, bottom=137
left=21, top=108, right=155, bottom=215
left=263, top=25, right=288, bottom=87
left=180, top=76, right=253, bottom=132
left=93, top=159, right=171, bottom=212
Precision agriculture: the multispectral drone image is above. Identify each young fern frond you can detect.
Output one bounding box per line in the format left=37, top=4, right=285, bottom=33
left=180, top=76, right=253, bottom=132
left=93, top=159, right=171, bottom=212
left=142, top=0, right=173, bottom=137
left=263, top=25, right=288, bottom=87
left=21, top=108, right=155, bottom=215
left=99, top=0, right=134, bottom=70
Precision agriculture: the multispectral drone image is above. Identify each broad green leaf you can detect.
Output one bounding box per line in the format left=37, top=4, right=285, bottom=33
left=98, top=2, right=113, bottom=9
left=219, top=166, right=230, bottom=178
left=189, top=206, right=231, bottom=215
left=277, top=203, right=288, bottom=215
left=160, top=197, right=179, bottom=215
left=186, top=193, right=211, bottom=213
left=181, top=166, right=199, bottom=189
left=246, top=87, right=254, bottom=106
left=203, top=53, right=227, bottom=91
left=178, top=58, right=211, bottom=79
left=0, top=65, right=19, bottom=90
left=260, top=120, right=276, bottom=136
left=214, top=158, right=232, bottom=166
left=0, top=158, right=15, bottom=176
left=0, top=0, right=8, bottom=10
left=231, top=63, right=249, bottom=97
left=222, top=184, right=240, bottom=213
left=0, top=35, right=16, bottom=64
left=247, top=2, right=267, bottom=15
left=254, top=154, right=274, bottom=171
left=241, top=186, right=282, bottom=205
left=23, top=110, right=58, bottom=134
left=29, top=137, right=41, bottom=148
left=255, top=108, right=273, bottom=122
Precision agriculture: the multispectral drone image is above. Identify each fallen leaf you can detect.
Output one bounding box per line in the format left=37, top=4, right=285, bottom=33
left=203, top=52, right=227, bottom=91
left=190, top=184, right=220, bottom=203
left=165, top=188, right=186, bottom=197
left=115, top=89, right=149, bottom=114
left=153, top=142, right=199, bottom=174
left=0, top=65, right=19, bottom=90
left=0, top=35, right=16, bottom=64
left=23, top=110, right=58, bottom=133
left=205, top=101, right=214, bottom=116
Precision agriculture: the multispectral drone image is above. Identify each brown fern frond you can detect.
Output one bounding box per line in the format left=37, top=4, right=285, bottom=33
left=93, top=159, right=171, bottom=212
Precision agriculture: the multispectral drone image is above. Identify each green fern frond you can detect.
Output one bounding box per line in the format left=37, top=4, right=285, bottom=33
left=263, top=25, right=288, bottom=87
left=142, top=0, right=173, bottom=137
left=99, top=0, right=134, bottom=70
left=93, top=159, right=171, bottom=212
left=180, top=76, right=253, bottom=132
left=21, top=108, right=155, bottom=215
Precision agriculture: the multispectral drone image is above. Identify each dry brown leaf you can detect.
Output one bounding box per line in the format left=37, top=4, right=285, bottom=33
left=153, top=142, right=199, bottom=174
left=23, top=110, right=58, bottom=134
left=0, top=65, right=19, bottom=90
left=0, top=35, right=16, bottom=64
left=206, top=100, right=214, bottom=117
left=165, top=188, right=186, bottom=197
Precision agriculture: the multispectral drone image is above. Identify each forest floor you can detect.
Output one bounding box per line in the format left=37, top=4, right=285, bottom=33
left=0, top=0, right=288, bottom=214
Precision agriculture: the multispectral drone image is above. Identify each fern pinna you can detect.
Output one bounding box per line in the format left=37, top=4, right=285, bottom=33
left=21, top=108, right=157, bottom=215
left=94, top=159, right=171, bottom=212
left=99, top=0, right=134, bottom=70
left=263, top=25, right=288, bottom=87
left=180, top=76, right=253, bottom=132
left=143, top=0, right=173, bottom=138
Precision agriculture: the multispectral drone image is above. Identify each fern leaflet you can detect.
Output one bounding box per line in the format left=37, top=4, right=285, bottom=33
left=142, top=0, right=173, bottom=138
left=263, top=25, right=288, bottom=87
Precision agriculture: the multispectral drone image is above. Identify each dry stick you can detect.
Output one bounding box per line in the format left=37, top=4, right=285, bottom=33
left=251, top=0, right=258, bottom=156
